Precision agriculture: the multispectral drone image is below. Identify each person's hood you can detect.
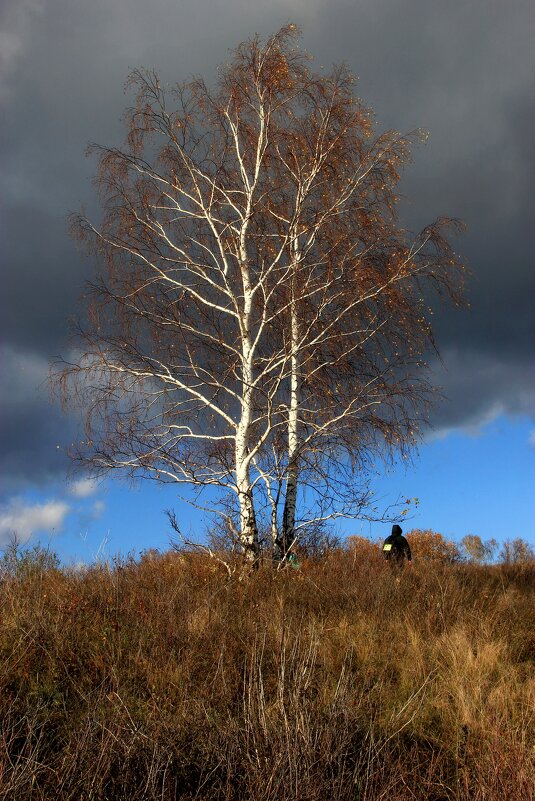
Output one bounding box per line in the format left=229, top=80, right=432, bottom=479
left=391, top=524, right=403, bottom=537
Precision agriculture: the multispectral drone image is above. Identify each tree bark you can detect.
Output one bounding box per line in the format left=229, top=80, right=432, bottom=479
left=236, top=477, right=259, bottom=562
left=282, top=287, right=299, bottom=556
left=235, top=335, right=259, bottom=561
left=236, top=242, right=260, bottom=561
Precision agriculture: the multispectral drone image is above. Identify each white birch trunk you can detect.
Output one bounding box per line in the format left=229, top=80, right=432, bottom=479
left=270, top=499, right=280, bottom=557
left=235, top=282, right=259, bottom=560
left=282, top=291, right=299, bottom=555
left=235, top=451, right=258, bottom=561
left=235, top=130, right=260, bottom=560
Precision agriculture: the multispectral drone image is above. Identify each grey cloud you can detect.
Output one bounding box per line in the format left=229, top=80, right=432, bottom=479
left=0, top=345, right=75, bottom=493
left=428, top=349, right=535, bottom=434
left=1, top=0, right=534, bottom=489
left=0, top=200, right=90, bottom=356
left=0, top=0, right=44, bottom=101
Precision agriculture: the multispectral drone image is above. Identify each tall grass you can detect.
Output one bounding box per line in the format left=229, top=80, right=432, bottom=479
left=0, top=546, right=533, bottom=800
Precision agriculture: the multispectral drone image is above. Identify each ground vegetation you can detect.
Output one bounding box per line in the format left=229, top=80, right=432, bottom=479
left=0, top=541, right=532, bottom=800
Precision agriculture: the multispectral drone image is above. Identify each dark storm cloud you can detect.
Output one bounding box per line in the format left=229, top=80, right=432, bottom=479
left=429, top=350, right=535, bottom=434
left=1, top=0, right=534, bottom=491
left=0, top=346, right=74, bottom=492
left=0, top=199, right=85, bottom=355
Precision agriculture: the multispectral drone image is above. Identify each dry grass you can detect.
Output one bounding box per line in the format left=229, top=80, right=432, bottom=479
left=0, top=545, right=533, bottom=800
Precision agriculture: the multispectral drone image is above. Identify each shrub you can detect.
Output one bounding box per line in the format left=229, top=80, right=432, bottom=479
left=0, top=540, right=60, bottom=579
left=406, top=528, right=461, bottom=563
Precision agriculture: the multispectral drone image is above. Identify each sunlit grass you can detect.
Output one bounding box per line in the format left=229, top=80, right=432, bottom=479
left=0, top=544, right=533, bottom=799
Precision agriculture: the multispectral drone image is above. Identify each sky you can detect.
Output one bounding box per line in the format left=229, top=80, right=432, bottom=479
left=1, top=0, right=534, bottom=562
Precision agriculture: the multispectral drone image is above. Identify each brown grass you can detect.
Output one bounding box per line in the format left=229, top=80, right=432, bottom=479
left=0, top=545, right=533, bottom=800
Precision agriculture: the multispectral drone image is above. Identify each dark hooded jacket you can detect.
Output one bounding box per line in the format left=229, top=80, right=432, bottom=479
left=382, top=524, right=412, bottom=563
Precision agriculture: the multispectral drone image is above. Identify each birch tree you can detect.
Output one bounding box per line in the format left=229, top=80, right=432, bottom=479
left=58, top=26, right=464, bottom=561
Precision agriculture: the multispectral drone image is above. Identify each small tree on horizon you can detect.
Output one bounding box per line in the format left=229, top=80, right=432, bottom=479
left=57, top=26, right=464, bottom=562
left=461, top=534, right=498, bottom=563
left=499, top=538, right=534, bottom=564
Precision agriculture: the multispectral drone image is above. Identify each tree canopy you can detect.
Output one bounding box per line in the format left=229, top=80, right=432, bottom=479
left=58, top=26, right=465, bottom=561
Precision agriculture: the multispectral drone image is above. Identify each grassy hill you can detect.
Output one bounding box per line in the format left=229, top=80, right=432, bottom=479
left=0, top=544, right=533, bottom=800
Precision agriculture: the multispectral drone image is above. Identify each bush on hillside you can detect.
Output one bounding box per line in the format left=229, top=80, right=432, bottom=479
left=406, top=528, right=461, bottom=563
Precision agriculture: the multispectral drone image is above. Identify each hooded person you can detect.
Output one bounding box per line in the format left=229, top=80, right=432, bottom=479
left=382, top=524, right=412, bottom=566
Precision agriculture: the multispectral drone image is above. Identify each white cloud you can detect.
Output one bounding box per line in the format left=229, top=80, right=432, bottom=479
left=92, top=500, right=105, bottom=518
left=0, top=498, right=70, bottom=546
left=69, top=478, right=100, bottom=498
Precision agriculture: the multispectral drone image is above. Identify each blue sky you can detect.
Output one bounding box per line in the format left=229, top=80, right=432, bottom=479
left=1, top=0, right=534, bottom=562
left=2, top=413, right=532, bottom=565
